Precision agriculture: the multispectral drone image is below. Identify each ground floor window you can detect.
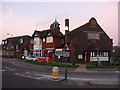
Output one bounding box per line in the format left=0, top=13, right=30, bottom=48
left=55, top=49, right=63, bottom=56
left=89, top=51, right=109, bottom=61
left=33, top=50, right=42, bottom=57
left=90, top=51, right=108, bottom=57
left=11, top=52, right=13, bottom=55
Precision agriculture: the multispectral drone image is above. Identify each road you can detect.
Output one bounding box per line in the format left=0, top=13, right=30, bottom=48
left=1, top=57, right=119, bottom=89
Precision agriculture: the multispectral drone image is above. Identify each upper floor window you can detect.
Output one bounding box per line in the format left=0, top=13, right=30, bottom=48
left=34, top=37, right=39, bottom=44
left=16, top=45, right=18, bottom=49
left=47, top=36, right=53, bottom=43
left=5, top=40, right=7, bottom=44
left=4, top=46, right=6, bottom=49
left=43, top=38, right=45, bottom=42
left=31, top=39, right=34, bottom=43
left=20, top=38, right=23, bottom=43
left=7, top=46, right=9, bottom=50
left=88, top=33, right=99, bottom=40
left=11, top=46, right=13, bottom=49
left=61, top=39, right=64, bottom=44
left=2, top=41, right=4, bottom=44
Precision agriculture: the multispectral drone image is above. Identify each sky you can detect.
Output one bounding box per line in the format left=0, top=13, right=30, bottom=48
left=0, top=0, right=119, bottom=46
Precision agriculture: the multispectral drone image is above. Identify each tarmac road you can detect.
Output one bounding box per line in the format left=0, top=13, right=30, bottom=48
left=1, top=57, right=119, bottom=89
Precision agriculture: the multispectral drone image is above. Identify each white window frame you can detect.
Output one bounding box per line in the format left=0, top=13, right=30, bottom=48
left=46, top=36, right=53, bottom=43
left=5, top=40, right=7, bottom=44
left=88, top=33, right=100, bottom=40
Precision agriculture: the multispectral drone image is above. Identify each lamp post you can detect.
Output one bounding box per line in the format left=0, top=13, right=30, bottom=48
left=65, top=26, right=68, bottom=80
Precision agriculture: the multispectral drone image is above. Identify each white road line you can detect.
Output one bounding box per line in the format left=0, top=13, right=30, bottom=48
left=0, top=70, right=5, bottom=72
left=4, top=67, right=16, bottom=71
left=15, top=72, right=94, bottom=81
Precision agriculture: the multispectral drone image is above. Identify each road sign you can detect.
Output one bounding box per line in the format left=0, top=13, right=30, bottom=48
left=62, top=43, right=70, bottom=51
left=63, top=51, right=70, bottom=57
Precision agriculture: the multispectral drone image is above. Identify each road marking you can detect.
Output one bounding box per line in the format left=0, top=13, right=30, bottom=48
left=4, top=67, right=16, bottom=71
left=14, top=72, right=95, bottom=82
left=0, top=70, right=5, bottom=72
left=115, top=71, right=120, bottom=74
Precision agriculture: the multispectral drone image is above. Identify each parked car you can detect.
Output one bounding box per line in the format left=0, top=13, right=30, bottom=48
left=25, top=56, right=38, bottom=61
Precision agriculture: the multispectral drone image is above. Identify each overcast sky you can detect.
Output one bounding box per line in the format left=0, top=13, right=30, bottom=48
left=1, top=0, right=119, bottom=46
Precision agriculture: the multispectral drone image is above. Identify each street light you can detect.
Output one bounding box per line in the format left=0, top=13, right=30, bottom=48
left=64, top=26, right=68, bottom=80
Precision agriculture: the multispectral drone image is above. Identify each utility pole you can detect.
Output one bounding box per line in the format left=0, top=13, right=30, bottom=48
left=65, top=29, right=67, bottom=80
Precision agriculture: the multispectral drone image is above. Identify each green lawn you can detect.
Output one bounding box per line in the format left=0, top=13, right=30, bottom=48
left=24, top=61, right=79, bottom=68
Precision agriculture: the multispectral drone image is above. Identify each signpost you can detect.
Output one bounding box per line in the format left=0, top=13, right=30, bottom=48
left=62, top=43, right=70, bottom=80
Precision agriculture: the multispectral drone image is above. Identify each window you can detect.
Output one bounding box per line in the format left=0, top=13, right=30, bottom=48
left=43, top=38, right=45, bottom=42
left=16, top=45, right=18, bottom=49
left=88, top=33, right=99, bottom=39
left=11, top=52, right=13, bottom=55
left=20, top=38, right=23, bottom=43
left=61, top=39, right=64, bottom=44
left=55, top=49, right=63, bottom=56
left=4, top=52, right=6, bottom=55
left=47, top=36, right=53, bottom=43
left=104, top=52, right=108, bottom=57
left=2, top=41, right=4, bottom=44
left=7, top=52, right=9, bottom=55
left=40, top=40, right=42, bottom=44
left=7, top=46, right=9, bottom=50
left=11, top=46, right=13, bottom=49
left=4, top=46, right=6, bottom=49
left=5, top=40, right=7, bottom=44
left=31, top=39, right=34, bottom=43
left=34, top=37, right=39, bottom=44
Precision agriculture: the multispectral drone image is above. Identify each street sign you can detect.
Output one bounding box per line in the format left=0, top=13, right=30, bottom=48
left=63, top=51, right=70, bottom=57
left=62, top=43, right=70, bottom=51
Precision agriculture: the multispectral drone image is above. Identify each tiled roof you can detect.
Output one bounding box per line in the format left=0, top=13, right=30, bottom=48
left=33, top=29, right=64, bottom=38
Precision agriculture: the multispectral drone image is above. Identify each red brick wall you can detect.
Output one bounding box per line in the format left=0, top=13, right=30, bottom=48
left=42, top=37, right=64, bottom=49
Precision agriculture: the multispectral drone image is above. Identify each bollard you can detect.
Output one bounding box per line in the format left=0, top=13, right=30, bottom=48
left=52, top=67, right=59, bottom=79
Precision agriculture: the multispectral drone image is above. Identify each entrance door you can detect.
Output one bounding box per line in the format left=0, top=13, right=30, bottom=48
left=86, top=52, right=90, bottom=62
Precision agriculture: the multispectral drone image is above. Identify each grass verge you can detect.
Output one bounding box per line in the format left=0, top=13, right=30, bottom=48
left=24, top=61, right=79, bottom=68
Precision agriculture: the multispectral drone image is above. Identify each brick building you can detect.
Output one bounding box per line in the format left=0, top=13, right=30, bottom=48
left=67, top=17, right=113, bottom=62
left=2, top=35, right=33, bottom=58
left=32, top=19, right=65, bottom=61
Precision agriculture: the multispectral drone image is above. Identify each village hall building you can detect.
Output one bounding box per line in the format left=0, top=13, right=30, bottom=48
left=67, top=17, right=113, bottom=62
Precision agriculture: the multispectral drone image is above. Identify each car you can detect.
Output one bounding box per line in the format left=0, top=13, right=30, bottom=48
left=25, top=56, right=38, bottom=61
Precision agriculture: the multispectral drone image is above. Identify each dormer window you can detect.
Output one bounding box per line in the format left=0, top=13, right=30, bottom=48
left=35, top=33, right=38, bottom=36
left=20, top=38, right=23, bottom=43
left=2, top=41, right=4, bottom=44
left=5, top=40, right=7, bottom=44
